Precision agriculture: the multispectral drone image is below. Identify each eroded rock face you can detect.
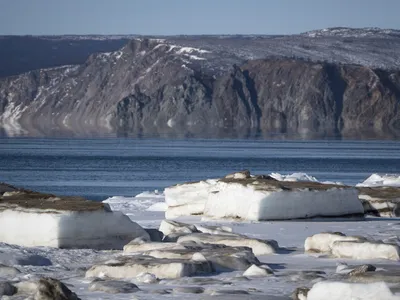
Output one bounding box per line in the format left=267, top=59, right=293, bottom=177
left=1, top=37, right=399, bottom=139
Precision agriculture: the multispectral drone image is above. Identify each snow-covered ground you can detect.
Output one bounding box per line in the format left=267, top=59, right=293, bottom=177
left=1, top=173, right=400, bottom=299
left=1, top=210, right=399, bottom=299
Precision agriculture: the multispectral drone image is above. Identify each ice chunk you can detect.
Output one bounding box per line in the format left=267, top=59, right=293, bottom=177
left=243, top=264, right=273, bottom=277
left=204, top=181, right=363, bottom=221
left=165, top=201, right=206, bottom=219
left=0, top=264, right=20, bottom=278
left=123, top=241, right=185, bottom=253
left=164, top=179, right=218, bottom=207
left=177, top=233, right=278, bottom=256
left=104, top=190, right=164, bottom=213
left=0, top=209, right=149, bottom=249
left=85, top=255, right=212, bottom=279
left=357, top=174, right=400, bottom=187
left=269, top=172, right=319, bottom=182
left=307, top=281, right=398, bottom=300
left=159, top=220, right=198, bottom=236
left=195, top=224, right=233, bottom=235
left=135, top=272, right=158, bottom=284
left=146, top=202, right=168, bottom=212
left=304, top=232, right=365, bottom=253
left=331, top=241, right=400, bottom=261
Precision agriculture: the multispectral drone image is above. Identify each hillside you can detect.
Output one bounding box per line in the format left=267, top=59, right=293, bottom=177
left=0, top=28, right=400, bottom=138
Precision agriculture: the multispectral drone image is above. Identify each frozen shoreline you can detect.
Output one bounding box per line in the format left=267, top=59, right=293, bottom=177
left=1, top=172, right=400, bottom=299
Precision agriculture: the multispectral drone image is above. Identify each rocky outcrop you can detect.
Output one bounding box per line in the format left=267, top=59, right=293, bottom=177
left=1, top=37, right=400, bottom=138
left=14, top=277, right=81, bottom=300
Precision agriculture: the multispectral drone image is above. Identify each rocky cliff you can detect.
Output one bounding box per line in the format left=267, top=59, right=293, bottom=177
left=1, top=29, right=400, bottom=138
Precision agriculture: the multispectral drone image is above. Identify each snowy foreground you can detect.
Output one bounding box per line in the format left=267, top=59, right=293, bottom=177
left=0, top=173, right=399, bottom=299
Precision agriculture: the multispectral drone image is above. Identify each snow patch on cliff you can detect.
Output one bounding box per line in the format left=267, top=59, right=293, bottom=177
left=0, top=102, right=28, bottom=136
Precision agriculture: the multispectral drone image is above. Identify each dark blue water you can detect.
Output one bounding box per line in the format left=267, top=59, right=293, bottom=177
left=1, top=138, right=399, bottom=201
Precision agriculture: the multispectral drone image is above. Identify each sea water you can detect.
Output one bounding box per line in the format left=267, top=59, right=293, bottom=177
left=1, top=138, right=399, bottom=200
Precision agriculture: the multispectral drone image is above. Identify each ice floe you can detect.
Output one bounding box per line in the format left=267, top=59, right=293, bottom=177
left=357, top=174, right=400, bottom=187
left=103, top=190, right=165, bottom=214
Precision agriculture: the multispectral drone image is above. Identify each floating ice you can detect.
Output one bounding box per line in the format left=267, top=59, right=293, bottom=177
left=103, top=190, right=165, bottom=214
left=356, top=173, right=400, bottom=187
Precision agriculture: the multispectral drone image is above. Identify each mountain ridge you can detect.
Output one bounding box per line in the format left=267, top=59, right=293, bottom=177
left=1, top=28, right=400, bottom=139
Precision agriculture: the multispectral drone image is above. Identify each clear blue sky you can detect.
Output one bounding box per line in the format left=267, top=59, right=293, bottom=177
left=1, top=0, right=400, bottom=35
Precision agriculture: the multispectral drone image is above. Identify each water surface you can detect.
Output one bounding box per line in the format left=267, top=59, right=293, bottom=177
left=1, top=138, right=399, bottom=200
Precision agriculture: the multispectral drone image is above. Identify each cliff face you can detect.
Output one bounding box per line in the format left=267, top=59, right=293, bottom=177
left=0, top=38, right=399, bottom=138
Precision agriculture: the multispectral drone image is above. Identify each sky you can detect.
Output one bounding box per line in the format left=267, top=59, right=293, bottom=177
left=1, top=0, right=400, bottom=36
